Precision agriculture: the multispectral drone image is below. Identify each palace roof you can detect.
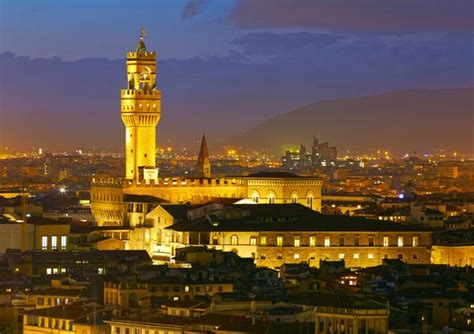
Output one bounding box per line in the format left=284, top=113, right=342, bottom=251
left=168, top=204, right=431, bottom=233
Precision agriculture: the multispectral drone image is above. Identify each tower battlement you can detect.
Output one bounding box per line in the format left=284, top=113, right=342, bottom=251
left=126, top=51, right=156, bottom=59
left=91, top=176, right=124, bottom=187
left=124, top=177, right=245, bottom=189
left=121, top=89, right=161, bottom=98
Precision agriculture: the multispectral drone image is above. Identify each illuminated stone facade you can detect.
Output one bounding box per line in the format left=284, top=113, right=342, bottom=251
left=122, top=31, right=161, bottom=182
left=431, top=245, right=474, bottom=266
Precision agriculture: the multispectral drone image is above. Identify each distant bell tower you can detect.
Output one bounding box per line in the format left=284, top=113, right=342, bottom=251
left=121, top=28, right=161, bottom=182
left=197, top=134, right=211, bottom=178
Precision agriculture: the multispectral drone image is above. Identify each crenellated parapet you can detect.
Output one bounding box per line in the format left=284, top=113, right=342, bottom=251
left=121, top=89, right=161, bottom=98
left=123, top=177, right=246, bottom=189
left=126, top=51, right=156, bottom=60
left=91, top=176, right=124, bottom=187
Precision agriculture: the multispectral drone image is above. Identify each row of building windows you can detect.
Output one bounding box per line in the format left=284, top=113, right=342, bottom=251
left=25, top=316, right=74, bottom=331
left=223, top=235, right=419, bottom=247
left=41, top=235, right=67, bottom=250
left=45, top=267, right=105, bottom=275
left=257, top=252, right=419, bottom=261
left=113, top=327, right=177, bottom=334
left=251, top=193, right=314, bottom=208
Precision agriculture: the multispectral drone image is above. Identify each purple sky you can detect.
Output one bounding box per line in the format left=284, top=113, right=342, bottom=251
left=0, top=0, right=473, bottom=153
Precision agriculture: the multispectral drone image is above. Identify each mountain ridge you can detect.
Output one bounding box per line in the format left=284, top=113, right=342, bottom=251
left=229, top=87, right=474, bottom=155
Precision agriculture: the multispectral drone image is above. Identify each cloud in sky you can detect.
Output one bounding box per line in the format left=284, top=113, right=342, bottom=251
left=231, top=32, right=343, bottom=56
left=181, top=0, right=212, bottom=19
left=229, top=0, right=474, bottom=31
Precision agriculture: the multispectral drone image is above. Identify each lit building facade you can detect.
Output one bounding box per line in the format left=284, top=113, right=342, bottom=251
left=90, top=33, right=322, bottom=226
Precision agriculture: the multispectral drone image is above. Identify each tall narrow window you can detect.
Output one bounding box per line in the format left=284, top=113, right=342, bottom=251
left=309, top=236, right=316, bottom=247
left=250, top=237, right=257, bottom=246
left=354, top=236, right=360, bottom=246
left=51, top=236, right=57, bottom=250
left=368, top=236, right=374, bottom=246
left=324, top=236, right=330, bottom=247
left=383, top=236, right=389, bottom=247
left=339, top=237, right=345, bottom=246
left=60, top=236, right=67, bottom=250
left=307, top=195, right=313, bottom=209
left=398, top=236, right=404, bottom=247
left=260, top=236, right=267, bottom=246
left=277, top=236, right=283, bottom=247
left=41, top=236, right=48, bottom=250
left=230, top=235, right=238, bottom=245
left=294, top=236, right=300, bottom=247
left=412, top=236, right=419, bottom=247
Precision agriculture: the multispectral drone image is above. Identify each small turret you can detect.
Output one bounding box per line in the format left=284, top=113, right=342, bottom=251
left=197, top=134, right=211, bottom=178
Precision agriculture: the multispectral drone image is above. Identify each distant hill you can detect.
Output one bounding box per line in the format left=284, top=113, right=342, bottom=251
left=231, top=88, right=474, bottom=154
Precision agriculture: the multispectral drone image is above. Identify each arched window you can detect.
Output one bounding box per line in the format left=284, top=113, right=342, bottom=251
left=252, top=191, right=259, bottom=203
left=268, top=192, right=275, bottom=204
left=212, top=236, right=219, bottom=245
left=231, top=235, right=238, bottom=245
left=291, top=193, right=298, bottom=204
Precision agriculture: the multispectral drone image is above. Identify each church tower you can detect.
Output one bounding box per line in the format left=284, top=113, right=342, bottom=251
left=121, top=29, right=161, bottom=182
left=197, top=134, right=211, bottom=178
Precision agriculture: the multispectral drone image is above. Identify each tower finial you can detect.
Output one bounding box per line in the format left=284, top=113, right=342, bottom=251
left=137, top=27, right=147, bottom=52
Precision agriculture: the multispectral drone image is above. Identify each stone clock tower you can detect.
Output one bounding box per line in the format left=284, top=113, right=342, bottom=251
left=121, top=29, right=161, bottom=182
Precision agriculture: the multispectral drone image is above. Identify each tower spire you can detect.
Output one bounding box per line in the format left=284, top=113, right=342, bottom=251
left=137, top=27, right=147, bottom=52
left=197, top=134, right=211, bottom=178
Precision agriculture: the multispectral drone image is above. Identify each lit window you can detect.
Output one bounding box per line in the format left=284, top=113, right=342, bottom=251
left=291, top=194, right=297, bottom=203
left=277, top=236, right=283, bottom=247
left=353, top=253, right=359, bottom=259
left=324, top=236, right=330, bottom=247
left=184, top=286, right=190, bottom=292
left=339, top=253, right=345, bottom=259
left=412, top=236, right=419, bottom=247
left=46, top=268, right=52, bottom=275
left=51, top=236, right=57, bottom=250
left=252, top=192, right=259, bottom=203
left=230, top=235, right=238, bottom=245
left=383, top=236, right=389, bottom=247
left=60, top=236, right=67, bottom=250
left=41, top=236, right=48, bottom=250
left=294, top=253, right=300, bottom=259
left=145, top=230, right=150, bottom=243
left=294, top=236, right=300, bottom=247
left=309, top=236, right=316, bottom=247
left=268, top=193, right=275, bottom=204
left=368, top=253, right=374, bottom=259
left=307, top=195, right=313, bottom=209
left=260, top=236, right=267, bottom=246
left=398, top=236, right=404, bottom=247
left=61, top=268, right=66, bottom=274
left=250, top=237, right=256, bottom=246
